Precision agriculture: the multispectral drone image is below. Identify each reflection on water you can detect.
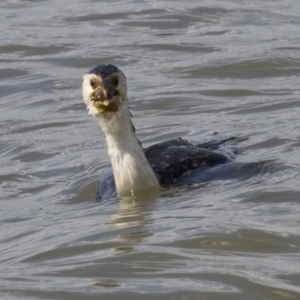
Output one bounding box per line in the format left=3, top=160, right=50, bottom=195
left=109, top=192, right=159, bottom=229
left=1, top=0, right=300, bottom=299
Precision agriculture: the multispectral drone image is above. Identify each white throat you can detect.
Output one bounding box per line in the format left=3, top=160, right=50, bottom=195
left=93, top=103, right=159, bottom=197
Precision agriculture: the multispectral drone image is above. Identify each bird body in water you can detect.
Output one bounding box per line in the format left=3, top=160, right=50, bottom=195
left=82, top=64, right=237, bottom=200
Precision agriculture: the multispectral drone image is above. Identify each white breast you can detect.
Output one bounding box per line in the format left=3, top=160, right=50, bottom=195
left=95, top=104, right=159, bottom=196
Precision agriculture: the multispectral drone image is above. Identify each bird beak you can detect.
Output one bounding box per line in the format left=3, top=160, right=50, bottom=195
left=90, top=82, right=119, bottom=113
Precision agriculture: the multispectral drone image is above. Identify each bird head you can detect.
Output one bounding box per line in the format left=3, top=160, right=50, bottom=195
left=82, top=64, right=127, bottom=115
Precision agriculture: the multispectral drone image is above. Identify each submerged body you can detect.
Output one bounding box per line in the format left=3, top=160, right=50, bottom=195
left=96, top=137, right=238, bottom=201
left=82, top=64, right=238, bottom=200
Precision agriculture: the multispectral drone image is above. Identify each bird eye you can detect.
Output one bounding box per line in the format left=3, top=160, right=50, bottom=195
left=111, top=76, right=119, bottom=87
left=90, top=79, right=96, bottom=88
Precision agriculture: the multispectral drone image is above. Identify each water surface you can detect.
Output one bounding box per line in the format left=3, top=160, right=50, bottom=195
left=1, top=0, right=300, bottom=299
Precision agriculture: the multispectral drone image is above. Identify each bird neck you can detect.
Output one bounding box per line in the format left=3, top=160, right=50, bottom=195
left=95, top=104, right=159, bottom=197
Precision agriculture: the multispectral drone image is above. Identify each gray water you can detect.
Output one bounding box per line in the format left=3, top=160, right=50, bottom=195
left=1, top=0, right=300, bottom=299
